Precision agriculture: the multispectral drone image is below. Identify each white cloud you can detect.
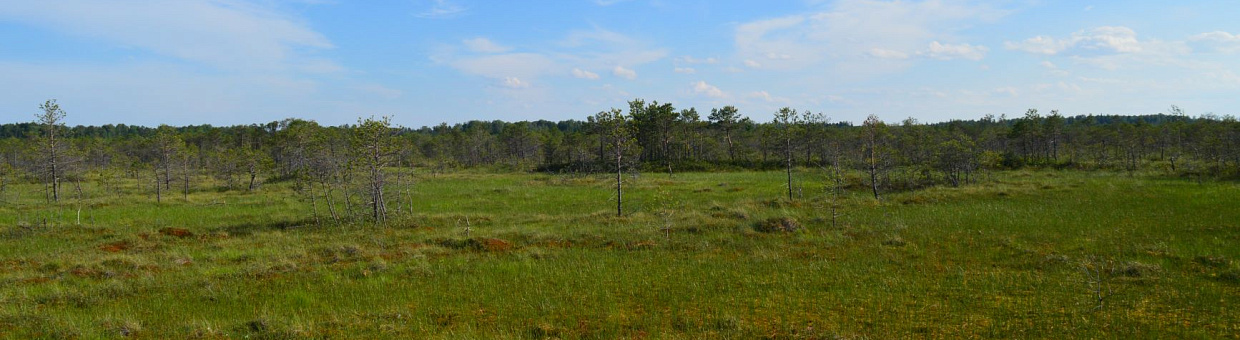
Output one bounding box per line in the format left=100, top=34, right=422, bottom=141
left=992, top=87, right=1018, bottom=97
left=733, top=0, right=1006, bottom=72
left=748, top=90, right=789, bottom=103
left=1189, top=31, right=1240, bottom=53
left=0, top=0, right=336, bottom=72
left=869, top=48, right=909, bottom=59
left=438, top=28, right=663, bottom=87
left=1004, top=36, right=1071, bottom=55
left=678, top=56, right=718, bottom=64
left=417, top=0, right=466, bottom=18
left=502, top=77, right=529, bottom=88
left=919, top=41, right=988, bottom=61
left=765, top=52, right=792, bottom=60
left=450, top=53, right=558, bottom=79
left=1081, top=26, right=1143, bottom=53
left=1006, top=26, right=1185, bottom=56
left=1040, top=61, right=1070, bottom=76
left=462, top=37, right=510, bottom=53
left=744, top=60, right=762, bottom=68
left=674, top=67, right=696, bottom=74
left=692, top=81, right=725, bottom=98
left=612, top=66, right=637, bottom=80
left=1191, top=31, right=1240, bottom=43
left=572, top=68, right=600, bottom=79
left=356, top=84, right=403, bottom=99
left=559, top=28, right=668, bottom=73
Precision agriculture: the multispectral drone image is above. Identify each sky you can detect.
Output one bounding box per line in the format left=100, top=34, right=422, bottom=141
left=0, top=0, right=1238, bottom=128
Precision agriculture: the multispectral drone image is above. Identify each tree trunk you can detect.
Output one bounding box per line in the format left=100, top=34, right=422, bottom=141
left=616, top=153, right=623, bottom=217
left=309, top=181, right=320, bottom=225
left=869, top=150, right=880, bottom=200
left=50, top=151, right=60, bottom=203
left=322, top=182, right=340, bottom=224
left=785, top=130, right=793, bottom=201
left=182, top=169, right=190, bottom=201
left=154, top=168, right=161, bottom=203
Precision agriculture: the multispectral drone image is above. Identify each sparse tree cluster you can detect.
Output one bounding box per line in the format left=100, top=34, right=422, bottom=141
left=2, top=99, right=1239, bottom=221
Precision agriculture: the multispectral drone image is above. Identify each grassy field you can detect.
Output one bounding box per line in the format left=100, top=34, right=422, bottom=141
left=0, top=169, right=1238, bottom=338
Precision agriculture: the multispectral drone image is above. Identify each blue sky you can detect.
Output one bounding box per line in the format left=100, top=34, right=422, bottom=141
left=0, top=0, right=1237, bottom=127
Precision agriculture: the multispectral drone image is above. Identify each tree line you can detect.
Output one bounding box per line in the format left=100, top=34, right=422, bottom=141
left=2, top=99, right=1239, bottom=220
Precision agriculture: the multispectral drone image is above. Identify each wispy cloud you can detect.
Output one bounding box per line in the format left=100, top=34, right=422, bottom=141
left=919, top=41, right=989, bottom=61
left=748, top=90, right=789, bottom=103
left=572, top=68, right=600, bottom=79
left=436, top=27, right=663, bottom=87
left=613, top=66, right=637, bottom=80
left=692, top=81, right=726, bottom=98
left=0, top=0, right=336, bottom=72
left=448, top=53, right=558, bottom=79
left=1005, top=26, right=1185, bottom=56
left=677, top=56, right=718, bottom=64
left=463, top=37, right=511, bottom=53
left=417, top=0, right=466, bottom=18
left=734, top=0, right=1005, bottom=73
left=1189, top=31, right=1240, bottom=53
left=502, top=77, right=529, bottom=88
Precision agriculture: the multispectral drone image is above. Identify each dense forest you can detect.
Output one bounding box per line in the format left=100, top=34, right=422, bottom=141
left=2, top=99, right=1238, bottom=216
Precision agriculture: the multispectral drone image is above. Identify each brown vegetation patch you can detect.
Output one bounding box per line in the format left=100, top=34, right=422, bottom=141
left=433, top=237, right=515, bottom=252
left=540, top=239, right=574, bottom=249
left=626, top=240, right=657, bottom=250
left=159, top=228, right=194, bottom=238
left=480, top=238, right=512, bottom=252
left=755, top=217, right=801, bottom=233
left=100, top=241, right=131, bottom=253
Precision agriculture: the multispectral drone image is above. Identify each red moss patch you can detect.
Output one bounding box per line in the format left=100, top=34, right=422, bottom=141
left=480, top=238, right=512, bottom=252
left=100, top=241, right=131, bottom=253
left=159, top=228, right=194, bottom=238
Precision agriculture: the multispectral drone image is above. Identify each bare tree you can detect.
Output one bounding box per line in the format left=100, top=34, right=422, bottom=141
left=773, top=107, right=800, bottom=201
left=708, top=106, right=742, bottom=161
left=354, top=116, right=396, bottom=223
left=592, top=108, right=639, bottom=217
left=862, top=114, right=888, bottom=200
left=152, top=126, right=183, bottom=200
left=35, top=100, right=68, bottom=202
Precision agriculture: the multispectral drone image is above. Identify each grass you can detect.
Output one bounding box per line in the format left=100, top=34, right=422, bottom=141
left=0, top=169, right=1237, bottom=338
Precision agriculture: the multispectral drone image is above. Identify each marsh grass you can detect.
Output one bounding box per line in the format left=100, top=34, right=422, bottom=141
left=0, top=169, right=1237, bottom=338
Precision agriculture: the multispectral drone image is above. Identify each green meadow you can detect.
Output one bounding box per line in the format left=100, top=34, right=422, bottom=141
left=0, top=170, right=1238, bottom=338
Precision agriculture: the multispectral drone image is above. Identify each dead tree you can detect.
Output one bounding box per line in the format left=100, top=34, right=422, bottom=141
left=862, top=114, right=887, bottom=200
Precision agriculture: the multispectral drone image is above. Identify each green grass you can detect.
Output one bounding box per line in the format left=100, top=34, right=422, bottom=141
left=0, top=170, right=1238, bottom=338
